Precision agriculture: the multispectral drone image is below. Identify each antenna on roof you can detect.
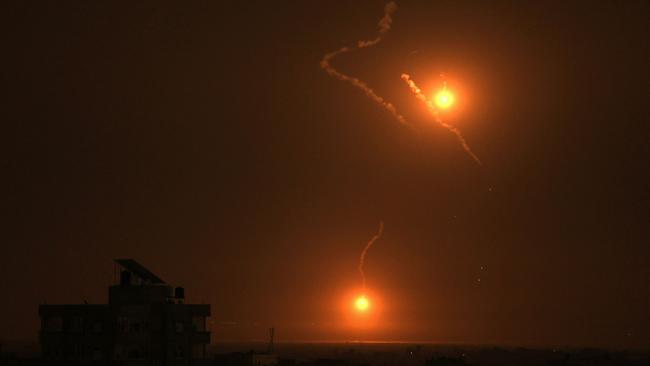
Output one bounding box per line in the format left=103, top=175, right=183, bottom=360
left=268, top=327, right=275, bottom=354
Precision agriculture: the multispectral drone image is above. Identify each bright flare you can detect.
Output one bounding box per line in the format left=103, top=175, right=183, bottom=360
left=434, top=89, right=455, bottom=109
left=401, top=73, right=482, bottom=164
left=355, top=296, right=370, bottom=312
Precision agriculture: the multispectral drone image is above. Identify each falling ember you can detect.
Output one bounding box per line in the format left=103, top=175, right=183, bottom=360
left=401, top=74, right=482, bottom=165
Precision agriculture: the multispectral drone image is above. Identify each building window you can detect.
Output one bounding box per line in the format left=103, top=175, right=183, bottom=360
left=128, top=347, right=144, bottom=360
left=72, top=344, right=83, bottom=359
left=92, top=320, right=103, bottom=333
left=45, top=316, right=63, bottom=332
left=131, top=321, right=142, bottom=333
left=118, top=316, right=130, bottom=333
left=114, top=345, right=124, bottom=360
left=130, top=320, right=148, bottom=333
left=192, top=316, right=206, bottom=331
left=52, top=346, right=62, bottom=359
left=192, top=344, right=205, bottom=359
left=175, top=345, right=185, bottom=359
left=70, top=316, right=84, bottom=333
left=92, top=347, right=103, bottom=360
left=44, top=345, right=62, bottom=359
left=117, top=345, right=147, bottom=360
left=175, top=322, right=184, bottom=333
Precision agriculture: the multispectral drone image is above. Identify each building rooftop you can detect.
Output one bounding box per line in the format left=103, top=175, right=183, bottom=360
left=114, top=259, right=165, bottom=284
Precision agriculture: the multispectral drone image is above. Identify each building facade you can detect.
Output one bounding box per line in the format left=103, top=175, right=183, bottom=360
left=39, top=259, right=210, bottom=365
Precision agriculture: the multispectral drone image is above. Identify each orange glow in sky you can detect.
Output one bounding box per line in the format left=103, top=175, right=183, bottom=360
left=355, top=295, right=370, bottom=312
left=340, top=289, right=384, bottom=333
left=434, top=88, right=455, bottom=109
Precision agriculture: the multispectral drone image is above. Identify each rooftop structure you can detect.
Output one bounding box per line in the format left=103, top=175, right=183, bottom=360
left=39, top=259, right=210, bottom=365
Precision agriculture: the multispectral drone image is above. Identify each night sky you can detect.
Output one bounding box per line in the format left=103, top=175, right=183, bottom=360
left=3, top=1, right=649, bottom=348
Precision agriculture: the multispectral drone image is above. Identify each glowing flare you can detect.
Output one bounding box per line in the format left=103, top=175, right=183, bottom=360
left=355, top=296, right=370, bottom=311
left=434, top=89, right=455, bottom=109
left=401, top=73, right=482, bottom=165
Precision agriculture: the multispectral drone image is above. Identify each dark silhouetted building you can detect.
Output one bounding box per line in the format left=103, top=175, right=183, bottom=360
left=39, top=259, right=210, bottom=365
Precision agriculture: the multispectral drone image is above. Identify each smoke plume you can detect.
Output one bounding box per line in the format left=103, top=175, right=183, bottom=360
left=321, top=2, right=413, bottom=130
left=358, top=221, right=384, bottom=290
left=401, top=74, right=482, bottom=164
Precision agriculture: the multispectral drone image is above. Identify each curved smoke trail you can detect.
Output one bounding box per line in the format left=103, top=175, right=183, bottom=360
left=401, top=74, right=482, bottom=165
left=320, top=2, right=413, bottom=130
left=358, top=221, right=384, bottom=290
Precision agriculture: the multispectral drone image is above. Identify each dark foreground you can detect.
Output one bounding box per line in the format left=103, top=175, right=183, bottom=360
left=1, top=341, right=648, bottom=366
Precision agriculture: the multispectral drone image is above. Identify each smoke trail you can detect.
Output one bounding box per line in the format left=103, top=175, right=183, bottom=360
left=321, top=2, right=413, bottom=130
left=357, top=2, right=397, bottom=48
left=358, top=221, right=384, bottom=290
left=401, top=74, right=482, bottom=165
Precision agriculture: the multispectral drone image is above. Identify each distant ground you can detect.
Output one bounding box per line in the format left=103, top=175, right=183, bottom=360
left=209, top=341, right=650, bottom=366
left=2, top=340, right=648, bottom=365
